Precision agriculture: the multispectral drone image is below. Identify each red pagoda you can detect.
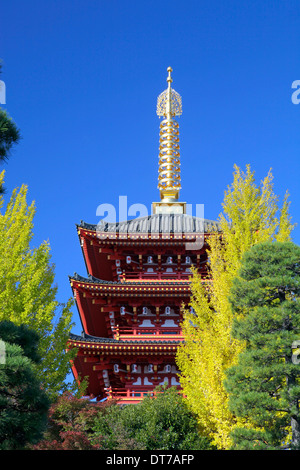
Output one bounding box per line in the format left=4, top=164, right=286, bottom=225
left=68, top=67, right=219, bottom=403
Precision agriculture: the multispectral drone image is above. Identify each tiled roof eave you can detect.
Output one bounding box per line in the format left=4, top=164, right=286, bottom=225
left=77, top=213, right=221, bottom=235
left=68, top=332, right=182, bottom=346
left=69, top=272, right=191, bottom=287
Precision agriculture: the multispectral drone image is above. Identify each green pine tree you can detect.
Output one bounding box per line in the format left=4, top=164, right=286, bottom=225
left=0, top=321, right=50, bottom=449
left=224, top=241, right=300, bottom=450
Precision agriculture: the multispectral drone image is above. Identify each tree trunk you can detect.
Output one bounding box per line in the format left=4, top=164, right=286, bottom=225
left=291, top=417, right=300, bottom=449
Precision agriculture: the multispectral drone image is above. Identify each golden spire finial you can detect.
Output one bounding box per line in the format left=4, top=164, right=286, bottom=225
left=167, top=66, right=173, bottom=84
left=156, top=67, right=182, bottom=203
left=157, top=67, right=182, bottom=118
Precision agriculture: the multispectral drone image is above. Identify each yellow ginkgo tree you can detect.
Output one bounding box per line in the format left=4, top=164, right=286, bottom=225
left=176, top=164, right=295, bottom=449
left=0, top=171, right=79, bottom=400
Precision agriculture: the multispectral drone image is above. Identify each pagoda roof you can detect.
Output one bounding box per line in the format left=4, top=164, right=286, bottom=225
left=78, top=213, right=220, bottom=235
left=69, top=332, right=181, bottom=345
left=70, top=272, right=120, bottom=285
left=69, top=273, right=193, bottom=303
left=70, top=272, right=191, bottom=287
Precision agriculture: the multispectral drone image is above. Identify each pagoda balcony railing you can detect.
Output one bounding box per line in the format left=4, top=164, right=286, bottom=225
left=105, top=386, right=181, bottom=403
left=121, top=271, right=192, bottom=281
left=111, top=326, right=183, bottom=340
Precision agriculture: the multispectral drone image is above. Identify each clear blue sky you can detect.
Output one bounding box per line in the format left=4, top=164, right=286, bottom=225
left=1, top=0, right=299, bottom=335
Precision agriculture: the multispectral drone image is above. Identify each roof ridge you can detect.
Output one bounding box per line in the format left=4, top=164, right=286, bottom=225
left=69, top=272, right=191, bottom=286
left=69, top=332, right=181, bottom=345
left=78, top=213, right=221, bottom=233
left=69, top=273, right=119, bottom=284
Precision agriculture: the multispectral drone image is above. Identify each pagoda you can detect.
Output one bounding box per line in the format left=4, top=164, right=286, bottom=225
left=68, top=67, right=220, bottom=403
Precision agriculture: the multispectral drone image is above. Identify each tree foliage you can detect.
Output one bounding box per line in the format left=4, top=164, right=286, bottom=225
left=32, top=392, right=108, bottom=450
left=176, top=165, right=295, bottom=449
left=0, top=171, right=77, bottom=400
left=0, top=63, right=21, bottom=193
left=32, top=387, right=214, bottom=450
left=98, top=386, right=215, bottom=450
left=0, top=321, right=50, bottom=449
left=224, top=241, right=300, bottom=450
left=0, top=109, right=20, bottom=164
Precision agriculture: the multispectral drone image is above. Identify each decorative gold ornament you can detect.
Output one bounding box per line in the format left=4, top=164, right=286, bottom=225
left=156, top=67, right=182, bottom=117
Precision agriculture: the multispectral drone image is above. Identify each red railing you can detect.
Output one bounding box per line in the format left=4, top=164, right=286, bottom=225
left=111, top=326, right=183, bottom=339
left=122, top=271, right=192, bottom=280
left=105, top=386, right=182, bottom=403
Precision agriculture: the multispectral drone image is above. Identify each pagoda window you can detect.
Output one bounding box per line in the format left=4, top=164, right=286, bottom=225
left=102, top=370, right=110, bottom=388
left=161, top=319, right=177, bottom=327
left=115, top=259, right=121, bottom=267
left=109, top=311, right=115, bottom=327
left=166, top=267, right=173, bottom=273
left=133, top=377, right=142, bottom=385
left=141, top=307, right=154, bottom=316
left=103, top=373, right=111, bottom=388
left=147, top=364, right=153, bottom=373
left=126, top=256, right=131, bottom=264
left=139, top=319, right=154, bottom=328
left=165, top=364, right=171, bottom=373
left=114, top=364, right=119, bottom=373
left=166, top=256, right=173, bottom=264
left=164, top=306, right=178, bottom=315
left=160, top=378, right=169, bottom=386
left=171, top=376, right=180, bottom=386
